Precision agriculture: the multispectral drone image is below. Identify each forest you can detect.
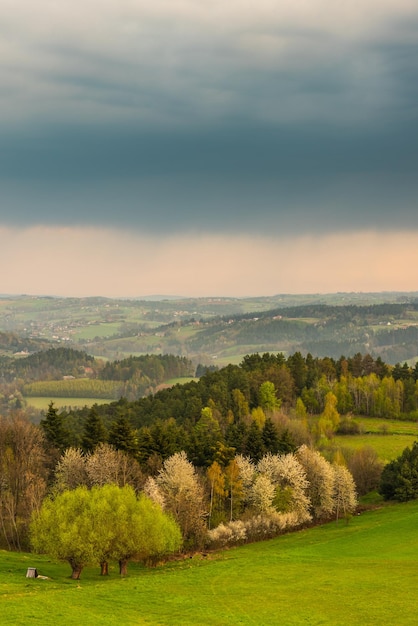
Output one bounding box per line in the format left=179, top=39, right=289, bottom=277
left=1, top=346, right=418, bottom=571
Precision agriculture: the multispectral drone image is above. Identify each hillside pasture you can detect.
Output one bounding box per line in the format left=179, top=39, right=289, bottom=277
left=2, top=500, right=418, bottom=625
left=331, top=433, right=417, bottom=463
left=331, top=415, right=418, bottom=462
left=72, top=323, right=121, bottom=341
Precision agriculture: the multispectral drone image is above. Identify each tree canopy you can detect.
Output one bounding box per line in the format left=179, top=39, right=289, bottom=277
left=30, top=484, right=181, bottom=579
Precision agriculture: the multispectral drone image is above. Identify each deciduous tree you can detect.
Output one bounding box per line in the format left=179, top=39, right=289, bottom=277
left=0, top=414, right=47, bottom=550
left=144, top=451, right=206, bottom=549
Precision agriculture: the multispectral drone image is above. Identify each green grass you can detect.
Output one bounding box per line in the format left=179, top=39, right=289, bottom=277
left=356, top=417, right=418, bottom=435
left=24, top=397, right=115, bottom=410
left=3, top=500, right=418, bottom=624
left=332, top=433, right=417, bottom=462
left=331, top=416, right=418, bottom=462
left=72, top=323, right=121, bottom=341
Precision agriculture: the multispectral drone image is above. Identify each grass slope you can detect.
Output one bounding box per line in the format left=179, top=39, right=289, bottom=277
left=2, top=500, right=418, bottom=625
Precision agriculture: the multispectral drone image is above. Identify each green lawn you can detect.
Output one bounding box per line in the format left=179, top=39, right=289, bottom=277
left=2, top=500, right=418, bottom=625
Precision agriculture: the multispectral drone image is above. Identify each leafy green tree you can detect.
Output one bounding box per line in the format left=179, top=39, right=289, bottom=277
left=251, top=406, right=266, bottom=429
left=316, top=392, right=340, bottom=439
left=30, top=486, right=96, bottom=579
left=231, top=388, right=249, bottom=421
left=30, top=485, right=181, bottom=579
left=258, top=381, right=281, bottom=413
left=106, top=487, right=181, bottom=575
left=295, top=397, right=308, bottom=420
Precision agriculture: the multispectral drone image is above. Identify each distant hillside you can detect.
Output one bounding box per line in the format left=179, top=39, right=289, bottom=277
left=1, top=293, right=418, bottom=365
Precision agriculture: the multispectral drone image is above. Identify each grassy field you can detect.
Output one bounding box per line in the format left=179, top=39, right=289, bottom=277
left=24, top=397, right=115, bottom=410
left=330, top=416, right=418, bottom=462
left=332, top=433, right=417, bottom=462
left=2, top=500, right=418, bottom=625
left=72, top=323, right=121, bottom=341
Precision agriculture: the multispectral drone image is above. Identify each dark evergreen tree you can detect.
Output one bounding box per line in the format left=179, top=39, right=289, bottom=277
left=380, top=442, right=418, bottom=501
left=244, top=421, right=265, bottom=462
left=262, top=418, right=280, bottom=454
left=277, top=429, right=297, bottom=454
left=108, top=416, right=138, bottom=457
left=136, top=427, right=157, bottom=464
left=225, top=420, right=248, bottom=456
left=81, top=405, right=107, bottom=453
left=287, top=351, right=307, bottom=394
left=40, top=402, right=69, bottom=453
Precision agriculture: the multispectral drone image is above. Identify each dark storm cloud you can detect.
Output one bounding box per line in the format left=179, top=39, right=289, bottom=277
left=1, top=117, right=417, bottom=235
left=1, top=1, right=418, bottom=236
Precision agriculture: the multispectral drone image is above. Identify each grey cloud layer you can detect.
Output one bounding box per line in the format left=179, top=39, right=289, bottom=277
left=1, top=123, right=417, bottom=235
left=1, top=1, right=417, bottom=235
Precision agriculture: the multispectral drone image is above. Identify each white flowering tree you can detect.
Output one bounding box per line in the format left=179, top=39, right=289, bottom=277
left=333, top=464, right=358, bottom=522
left=257, top=452, right=311, bottom=523
left=144, top=451, right=206, bottom=549
left=296, top=445, right=335, bottom=520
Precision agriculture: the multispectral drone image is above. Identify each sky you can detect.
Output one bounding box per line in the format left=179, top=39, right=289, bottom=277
left=1, top=0, right=418, bottom=298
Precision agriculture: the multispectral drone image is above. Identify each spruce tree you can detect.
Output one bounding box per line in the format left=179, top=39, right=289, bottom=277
left=262, top=417, right=280, bottom=454
left=81, top=405, right=107, bottom=453
left=40, top=402, right=69, bottom=452
left=108, top=416, right=138, bottom=457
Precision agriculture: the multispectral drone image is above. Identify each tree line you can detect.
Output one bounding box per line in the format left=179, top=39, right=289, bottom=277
left=49, top=351, right=418, bottom=472
left=0, top=350, right=194, bottom=406
left=2, top=350, right=418, bottom=568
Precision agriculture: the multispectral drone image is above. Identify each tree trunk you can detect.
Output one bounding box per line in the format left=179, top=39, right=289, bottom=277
left=100, top=561, right=109, bottom=576
left=69, top=560, right=83, bottom=580
left=119, top=559, right=128, bottom=576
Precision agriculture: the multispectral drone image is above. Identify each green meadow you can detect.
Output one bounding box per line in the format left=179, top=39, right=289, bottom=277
left=2, top=500, right=418, bottom=625
left=24, top=397, right=114, bottom=410
left=332, top=432, right=417, bottom=462
left=331, top=416, right=418, bottom=462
